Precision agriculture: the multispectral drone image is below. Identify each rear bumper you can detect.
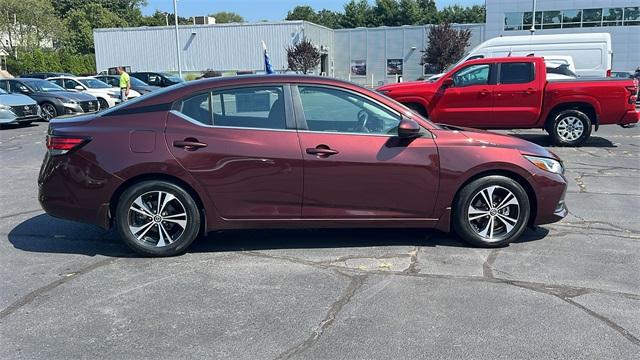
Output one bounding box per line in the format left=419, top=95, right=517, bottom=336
left=619, top=109, right=639, bottom=127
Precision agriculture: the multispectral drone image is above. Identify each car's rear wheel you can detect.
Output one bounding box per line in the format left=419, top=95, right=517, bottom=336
left=115, top=180, right=201, bottom=257
left=453, top=176, right=530, bottom=247
left=548, top=109, right=592, bottom=147
left=41, top=102, right=57, bottom=121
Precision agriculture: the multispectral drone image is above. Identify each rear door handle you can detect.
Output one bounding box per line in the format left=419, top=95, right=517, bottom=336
left=173, top=138, right=207, bottom=151
left=306, top=147, right=339, bottom=157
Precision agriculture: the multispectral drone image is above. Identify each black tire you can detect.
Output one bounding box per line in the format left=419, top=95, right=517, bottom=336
left=115, top=180, right=201, bottom=257
left=97, top=98, right=109, bottom=110
left=405, top=103, right=428, bottom=118
left=548, top=109, right=592, bottom=147
left=453, top=175, right=530, bottom=247
left=41, top=102, right=57, bottom=121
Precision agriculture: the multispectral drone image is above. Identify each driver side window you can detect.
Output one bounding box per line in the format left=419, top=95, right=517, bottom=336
left=298, top=86, right=400, bottom=135
left=452, top=64, right=490, bottom=87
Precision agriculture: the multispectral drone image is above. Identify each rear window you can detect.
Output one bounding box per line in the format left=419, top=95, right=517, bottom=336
left=499, top=62, right=534, bottom=84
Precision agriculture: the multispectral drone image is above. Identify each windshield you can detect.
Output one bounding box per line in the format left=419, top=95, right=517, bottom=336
left=23, top=79, right=65, bottom=92
left=161, top=73, right=184, bottom=83
left=130, top=77, right=149, bottom=86
left=78, top=79, right=112, bottom=89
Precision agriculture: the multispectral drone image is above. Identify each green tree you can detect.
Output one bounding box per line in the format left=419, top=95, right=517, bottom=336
left=286, top=39, right=321, bottom=74
left=373, top=0, right=400, bottom=26
left=209, top=12, right=244, bottom=23
left=52, top=0, right=147, bottom=24
left=398, top=0, right=423, bottom=25
left=341, top=0, right=374, bottom=28
left=422, top=23, right=471, bottom=73
left=286, top=5, right=318, bottom=22
left=417, top=0, right=438, bottom=24
left=316, top=9, right=344, bottom=29
left=64, top=3, right=127, bottom=54
left=0, top=0, right=65, bottom=58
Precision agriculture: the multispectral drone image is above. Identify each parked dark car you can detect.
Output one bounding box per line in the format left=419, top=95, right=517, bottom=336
left=0, top=78, right=99, bottom=121
left=93, top=75, right=160, bottom=94
left=39, top=75, right=568, bottom=257
left=19, top=72, right=74, bottom=79
left=130, top=72, right=184, bottom=87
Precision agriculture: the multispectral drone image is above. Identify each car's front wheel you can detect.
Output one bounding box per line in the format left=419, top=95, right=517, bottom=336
left=97, top=98, right=109, bottom=110
left=115, top=180, right=201, bottom=257
left=453, top=176, right=530, bottom=247
left=41, top=102, right=57, bottom=121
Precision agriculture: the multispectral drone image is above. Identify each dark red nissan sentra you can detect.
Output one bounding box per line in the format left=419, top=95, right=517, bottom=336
left=38, top=75, right=567, bottom=256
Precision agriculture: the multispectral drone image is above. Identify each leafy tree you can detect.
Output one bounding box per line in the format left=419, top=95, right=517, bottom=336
left=417, top=0, right=438, bottom=24
left=316, top=9, right=344, bottom=29
left=209, top=12, right=244, bottom=23
left=398, top=0, right=423, bottom=25
left=341, top=0, right=375, bottom=28
left=0, top=0, right=64, bottom=57
left=438, top=4, right=485, bottom=24
left=286, top=39, right=321, bottom=74
left=373, top=0, right=401, bottom=26
left=64, top=3, right=127, bottom=54
left=286, top=5, right=318, bottom=22
left=52, top=0, right=147, bottom=24
left=422, top=23, right=471, bottom=73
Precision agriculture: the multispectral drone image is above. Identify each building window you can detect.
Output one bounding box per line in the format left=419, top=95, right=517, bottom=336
left=624, top=7, right=640, bottom=26
left=522, top=11, right=542, bottom=30
left=504, top=12, right=523, bottom=30
left=582, top=8, right=602, bottom=27
left=542, top=11, right=562, bottom=29
left=602, top=8, right=623, bottom=26
left=562, top=9, right=582, bottom=28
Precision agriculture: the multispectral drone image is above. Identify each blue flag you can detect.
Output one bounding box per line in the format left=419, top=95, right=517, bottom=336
left=262, top=41, right=274, bottom=74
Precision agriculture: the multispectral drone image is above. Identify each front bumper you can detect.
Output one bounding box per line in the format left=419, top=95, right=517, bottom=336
left=0, top=109, right=41, bottom=124
left=528, top=169, right=568, bottom=226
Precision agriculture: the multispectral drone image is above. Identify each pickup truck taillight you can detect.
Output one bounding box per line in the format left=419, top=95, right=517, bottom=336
left=627, top=81, right=638, bottom=104
left=46, top=135, right=91, bottom=156
left=606, top=69, right=612, bottom=77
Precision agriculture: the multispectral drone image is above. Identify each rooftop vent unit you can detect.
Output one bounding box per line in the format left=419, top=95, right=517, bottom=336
left=194, top=16, right=216, bottom=25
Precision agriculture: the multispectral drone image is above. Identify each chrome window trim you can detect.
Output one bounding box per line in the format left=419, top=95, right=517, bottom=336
left=169, top=110, right=297, bottom=133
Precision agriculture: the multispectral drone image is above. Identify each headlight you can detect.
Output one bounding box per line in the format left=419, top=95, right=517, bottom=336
left=62, top=101, right=78, bottom=106
left=524, top=155, right=563, bottom=174
left=0, top=104, right=10, bottom=110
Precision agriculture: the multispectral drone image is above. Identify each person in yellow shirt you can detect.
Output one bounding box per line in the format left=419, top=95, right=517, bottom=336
left=116, top=66, right=130, bottom=102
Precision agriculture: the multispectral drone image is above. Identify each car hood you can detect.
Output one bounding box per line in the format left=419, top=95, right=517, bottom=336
left=44, top=91, right=97, bottom=101
left=0, top=93, right=37, bottom=106
left=437, top=124, right=559, bottom=160
left=377, top=80, right=438, bottom=95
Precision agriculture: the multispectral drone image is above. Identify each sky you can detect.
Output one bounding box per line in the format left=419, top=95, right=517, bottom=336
left=142, top=0, right=485, bottom=22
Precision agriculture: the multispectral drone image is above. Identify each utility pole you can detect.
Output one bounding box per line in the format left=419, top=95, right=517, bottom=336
left=530, top=0, right=537, bottom=35
left=173, top=0, right=183, bottom=78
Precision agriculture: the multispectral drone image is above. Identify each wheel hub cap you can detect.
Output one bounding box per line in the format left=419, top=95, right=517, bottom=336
left=127, top=191, right=188, bottom=247
left=467, top=185, right=520, bottom=242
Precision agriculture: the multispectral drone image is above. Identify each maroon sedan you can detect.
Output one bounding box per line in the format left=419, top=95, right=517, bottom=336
left=39, top=75, right=567, bottom=256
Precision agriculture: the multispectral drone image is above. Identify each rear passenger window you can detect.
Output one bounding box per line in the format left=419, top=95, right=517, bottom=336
left=180, top=93, right=212, bottom=125
left=211, top=86, right=285, bottom=129
left=500, top=62, right=534, bottom=84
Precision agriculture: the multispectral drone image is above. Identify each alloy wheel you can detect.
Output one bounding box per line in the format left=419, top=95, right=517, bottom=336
left=556, top=116, right=584, bottom=142
left=467, top=185, right=520, bottom=242
left=42, top=104, right=56, bottom=121
left=127, top=191, right=188, bottom=247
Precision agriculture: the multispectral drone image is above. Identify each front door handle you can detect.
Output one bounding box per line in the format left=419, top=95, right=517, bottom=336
left=524, top=88, right=535, bottom=95
left=479, top=89, right=490, bottom=96
left=173, top=138, right=207, bottom=151
left=306, top=146, right=339, bottom=158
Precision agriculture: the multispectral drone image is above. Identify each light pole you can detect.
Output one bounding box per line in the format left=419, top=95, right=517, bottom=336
left=530, top=0, right=537, bottom=35
left=173, top=0, right=183, bottom=78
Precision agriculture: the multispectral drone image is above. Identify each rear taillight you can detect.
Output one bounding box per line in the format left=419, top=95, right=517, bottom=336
left=46, top=135, right=90, bottom=155
left=606, top=69, right=612, bottom=77
left=626, top=81, right=638, bottom=104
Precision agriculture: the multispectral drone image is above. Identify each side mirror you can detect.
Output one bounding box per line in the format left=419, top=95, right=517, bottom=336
left=19, top=87, right=31, bottom=94
left=398, top=117, right=421, bottom=138
left=442, top=78, right=454, bottom=88
left=74, top=85, right=84, bottom=91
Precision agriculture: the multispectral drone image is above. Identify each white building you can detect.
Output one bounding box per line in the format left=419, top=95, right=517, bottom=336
left=486, top=0, right=640, bottom=71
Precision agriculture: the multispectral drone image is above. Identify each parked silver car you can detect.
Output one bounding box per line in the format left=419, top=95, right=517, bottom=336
left=0, top=88, right=42, bottom=126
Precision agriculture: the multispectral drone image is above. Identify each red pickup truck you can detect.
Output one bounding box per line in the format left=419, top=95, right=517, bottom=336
left=378, top=57, right=639, bottom=146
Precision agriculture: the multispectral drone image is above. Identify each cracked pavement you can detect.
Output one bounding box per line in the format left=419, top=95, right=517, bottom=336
left=1, top=122, right=639, bottom=359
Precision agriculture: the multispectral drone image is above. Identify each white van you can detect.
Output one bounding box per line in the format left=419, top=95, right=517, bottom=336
left=429, top=33, right=612, bottom=80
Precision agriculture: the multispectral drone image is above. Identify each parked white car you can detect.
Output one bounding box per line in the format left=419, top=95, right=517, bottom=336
left=46, top=76, right=140, bottom=109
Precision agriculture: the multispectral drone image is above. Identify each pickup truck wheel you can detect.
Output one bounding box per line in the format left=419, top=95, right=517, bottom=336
left=549, top=110, right=592, bottom=147
left=405, top=103, right=428, bottom=118
left=453, top=176, right=530, bottom=248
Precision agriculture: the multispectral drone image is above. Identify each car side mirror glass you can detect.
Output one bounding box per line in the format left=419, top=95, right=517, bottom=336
left=398, top=117, right=421, bottom=138
left=442, top=78, right=454, bottom=88
left=74, top=85, right=84, bottom=91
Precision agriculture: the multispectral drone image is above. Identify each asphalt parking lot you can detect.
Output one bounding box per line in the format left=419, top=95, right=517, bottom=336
left=1, top=121, right=639, bottom=359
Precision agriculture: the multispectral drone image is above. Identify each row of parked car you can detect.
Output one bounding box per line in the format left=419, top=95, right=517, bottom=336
left=0, top=71, right=184, bottom=126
